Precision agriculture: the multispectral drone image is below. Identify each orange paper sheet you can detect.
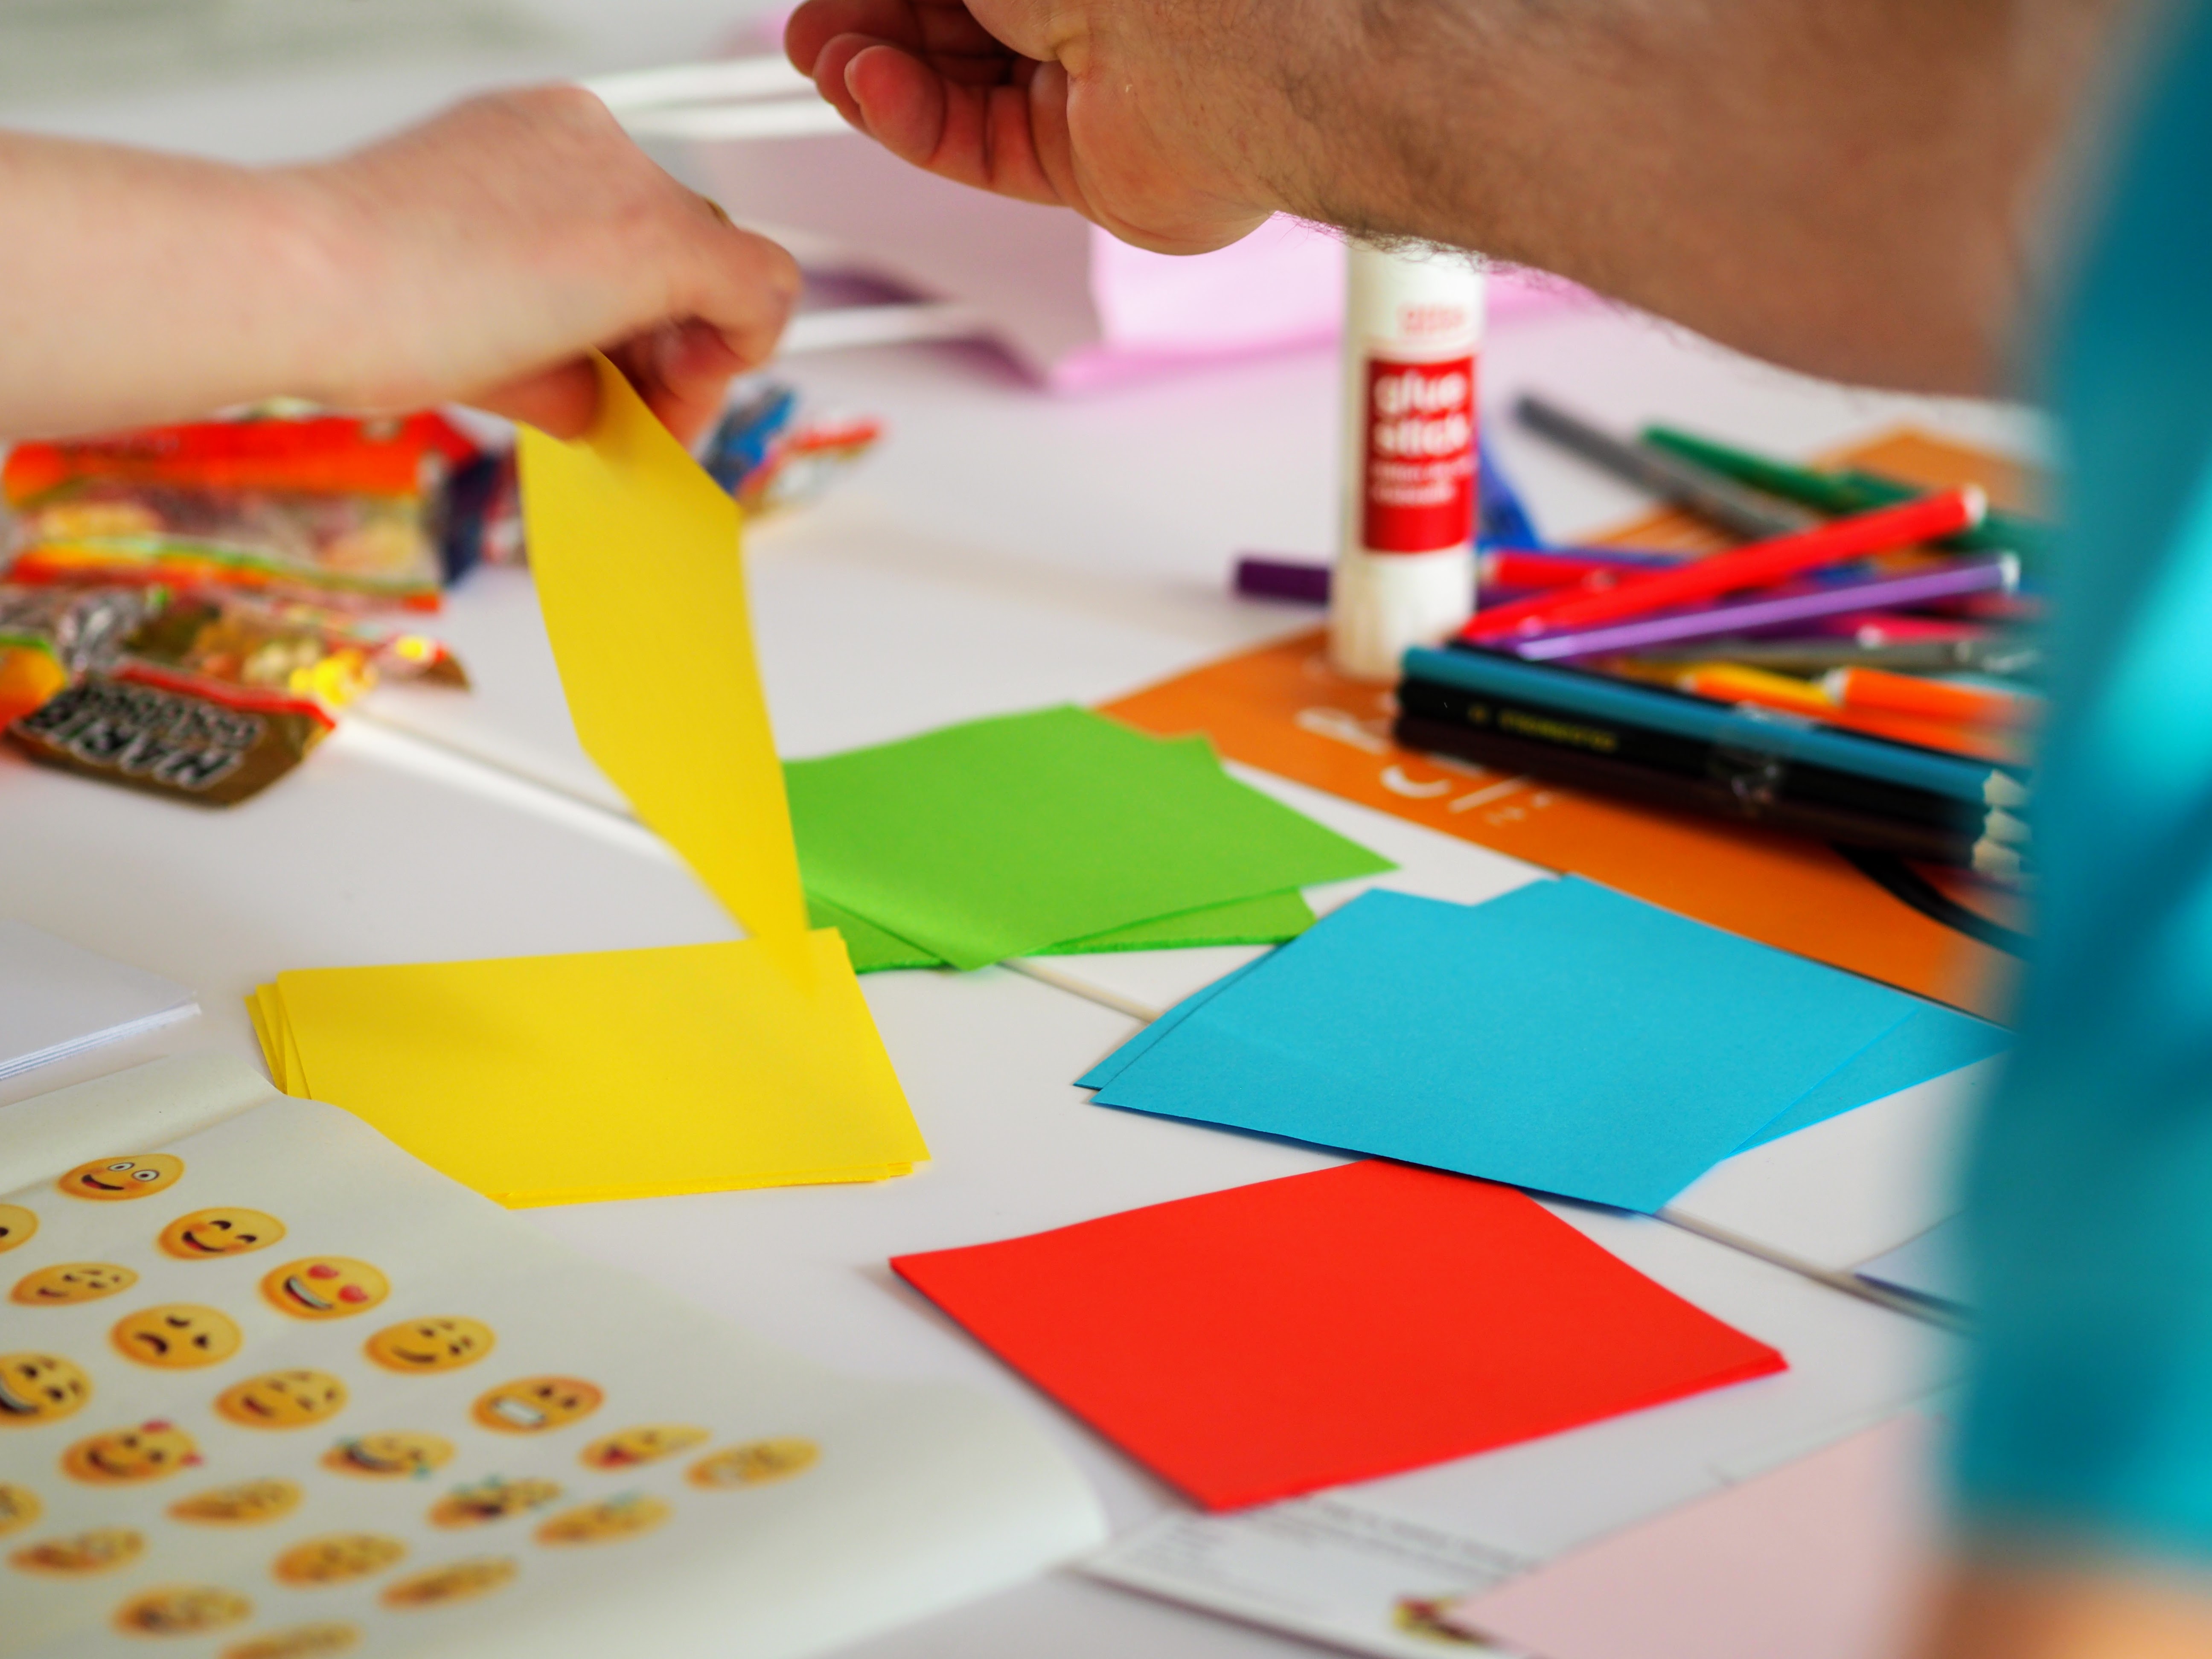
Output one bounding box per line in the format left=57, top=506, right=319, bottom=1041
left=1102, top=429, right=2026, bottom=1017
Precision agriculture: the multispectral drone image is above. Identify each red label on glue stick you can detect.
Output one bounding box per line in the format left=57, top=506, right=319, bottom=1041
left=1361, top=356, right=1476, bottom=553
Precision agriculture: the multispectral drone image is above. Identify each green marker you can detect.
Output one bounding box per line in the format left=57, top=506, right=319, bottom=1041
left=1641, top=425, right=2053, bottom=567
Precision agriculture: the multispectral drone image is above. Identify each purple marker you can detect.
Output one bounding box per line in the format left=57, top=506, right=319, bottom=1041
left=1511, top=556, right=2018, bottom=661
left=1234, top=546, right=1684, bottom=607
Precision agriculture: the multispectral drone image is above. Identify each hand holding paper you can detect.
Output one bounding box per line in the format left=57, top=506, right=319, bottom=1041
left=252, top=352, right=927, bottom=1205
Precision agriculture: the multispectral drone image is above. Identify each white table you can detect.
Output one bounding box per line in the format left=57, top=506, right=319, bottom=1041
left=0, top=23, right=2032, bottom=1655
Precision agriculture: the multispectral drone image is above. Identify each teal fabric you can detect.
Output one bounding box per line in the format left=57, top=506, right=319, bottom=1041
left=1956, top=0, right=2212, bottom=1558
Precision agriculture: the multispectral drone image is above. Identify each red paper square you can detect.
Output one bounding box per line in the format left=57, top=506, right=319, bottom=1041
left=892, top=1161, right=1787, bottom=1510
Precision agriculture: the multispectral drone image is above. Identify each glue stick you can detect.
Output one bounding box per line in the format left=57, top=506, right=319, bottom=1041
left=1329, top=246, right=1485, bottom=681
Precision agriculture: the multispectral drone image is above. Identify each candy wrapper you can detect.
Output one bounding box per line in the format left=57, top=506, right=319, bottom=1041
left=3, top=410, right=490, bottom=608
left=11, top=667, right=332, bottom=806
left=0, top=582, right=463, bottom=803
left=702, top=382, right=881, bottom=517
left=120, top=591, right=469, bottom=707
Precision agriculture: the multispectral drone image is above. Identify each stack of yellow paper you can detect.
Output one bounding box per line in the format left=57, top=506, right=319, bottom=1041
left=247, top=930, right=923, bottom=1205
left=249, top=357, right=928, bottom=1205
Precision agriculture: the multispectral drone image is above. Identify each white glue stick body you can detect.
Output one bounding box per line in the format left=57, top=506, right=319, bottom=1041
left=1329, top=246, right=1486, bottom=681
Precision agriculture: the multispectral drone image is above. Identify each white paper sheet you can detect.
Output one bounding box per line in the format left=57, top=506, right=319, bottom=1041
left=1856, top=1217, right=1969, bottom=1312
left=0, top=920, right=198, bottom=1085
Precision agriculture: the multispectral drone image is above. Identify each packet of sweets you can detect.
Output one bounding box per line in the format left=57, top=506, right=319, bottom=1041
left=3, top=411, right=482, bottom=608
left=0, top=582, right=164, bottom=674
left=0, top=635, right=64, bottom=726
left=0, top=583, right=166, bottom=723
left=118, top=592, right=468, bottom=711
left=9, top=667, right=332, bottom=806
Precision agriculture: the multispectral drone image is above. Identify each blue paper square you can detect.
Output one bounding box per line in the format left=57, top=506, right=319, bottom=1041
left=1737, top=1005, right=2009, bottom=1152
left=1087, top=879, right=1918, bottom=1212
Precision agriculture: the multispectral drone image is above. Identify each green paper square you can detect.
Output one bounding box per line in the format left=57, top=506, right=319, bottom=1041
left=787, top=707, right=1391, bottom=970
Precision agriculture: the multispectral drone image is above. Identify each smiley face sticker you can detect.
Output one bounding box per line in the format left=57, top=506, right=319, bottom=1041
left=271, top=1534, right=406, bottom=1587
left=113, top=1584, right=252, bottom=1636
left=426, top=1477, right=562, bottom=1530
left=13, top=1263, right=137, bottom=1306
left=62, top=1421, right=200, bottom=1484
left=0, top=1353, right=91, bottom=1427
left=159, top=1208, right=285, bottom=1261
left=215, top=1372, right=346, bottom=1431
left=170, top=1480, right=302, bottom=1526
left=471, top=1377, right=603, bottom=1435
left=59, top=1155, right=183, bottom=1202
left=0, top=1483, right=40, bottom=1536
left=378, top=1557, right=515, bottom=1610
left=11, top=1526, right=144, bottom=1574
left=260, top=1259, right=387, bottom=1321
left=687, top=1437, right=820, bottom=1490
left=0, top=1204, right=37, bottom=1253
left=111, top=1305, right=243, bottom=1370
left=362, top=1318, right=494, bottom=1374
left=321, top=1433, right=452, bottom=1480
left=535, top=1494, right=670, bottom=1547
left=221, top=1624, right=360, bottom=1659
left=578, top=1424, right=708, bottom=1471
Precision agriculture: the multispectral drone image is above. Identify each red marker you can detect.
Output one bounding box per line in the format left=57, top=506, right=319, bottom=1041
left=1459, top=487, right=1987, bottom=644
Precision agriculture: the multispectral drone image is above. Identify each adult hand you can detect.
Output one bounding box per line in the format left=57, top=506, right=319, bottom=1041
left=784, top=0, right=1301, bottom=255
left=290, top=86, right=800, bottom=442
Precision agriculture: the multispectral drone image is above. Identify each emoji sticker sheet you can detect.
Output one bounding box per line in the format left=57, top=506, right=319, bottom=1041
left=0, top=1057, right=1105, bottom=1659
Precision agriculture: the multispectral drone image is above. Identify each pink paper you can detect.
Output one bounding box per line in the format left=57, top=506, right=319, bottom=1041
left=695, top=119, right=1588, bottom=389
left=1444, top=1415, right=1943, bottom=1659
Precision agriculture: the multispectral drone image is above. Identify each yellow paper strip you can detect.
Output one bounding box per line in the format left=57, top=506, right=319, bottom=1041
left=516, top=354, right=810, bottom=977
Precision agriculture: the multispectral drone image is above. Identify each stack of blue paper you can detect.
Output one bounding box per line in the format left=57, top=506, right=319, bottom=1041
left=1079, top=878, right=2009, bottom=1213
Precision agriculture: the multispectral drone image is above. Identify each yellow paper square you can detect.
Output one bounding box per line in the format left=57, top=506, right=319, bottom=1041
left=245, top=985, right=278, bottom=1088
left=516, top=355, right=809, bottom=976
left=267, top=929, right=926, bottom=1206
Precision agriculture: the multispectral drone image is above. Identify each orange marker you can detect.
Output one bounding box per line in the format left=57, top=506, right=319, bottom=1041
left=1678, top=664, right=2025, bottom=765
left=1822, top=666, right=2040, bottom=731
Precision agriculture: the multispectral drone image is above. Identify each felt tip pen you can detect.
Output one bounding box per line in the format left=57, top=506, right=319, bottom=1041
left=1239, top=547, right=1687, bottom=606
left=1410, top=645, right=2026, bottom=805
left=1822, top=665, right=2042, bottom=730
left=1397, top=672, right=2030, bottom=840
left=1329, top=248, right=1485, bottom=681
left=1677, top=664, right=2026, bottom=765
left=1477, top=434, right=1543, bottom=550
left=1464, top=489, right=1991, bottom=646
left=1514, top=395, right=1818, bottom=541
left=1392, top=683, right=2027, bottom=876
left=1610, top=635, right=2043, bottom=677
left=1640, top=424, right=2054, bottom=563
left=1504, top=555, right=2017, bottom=661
